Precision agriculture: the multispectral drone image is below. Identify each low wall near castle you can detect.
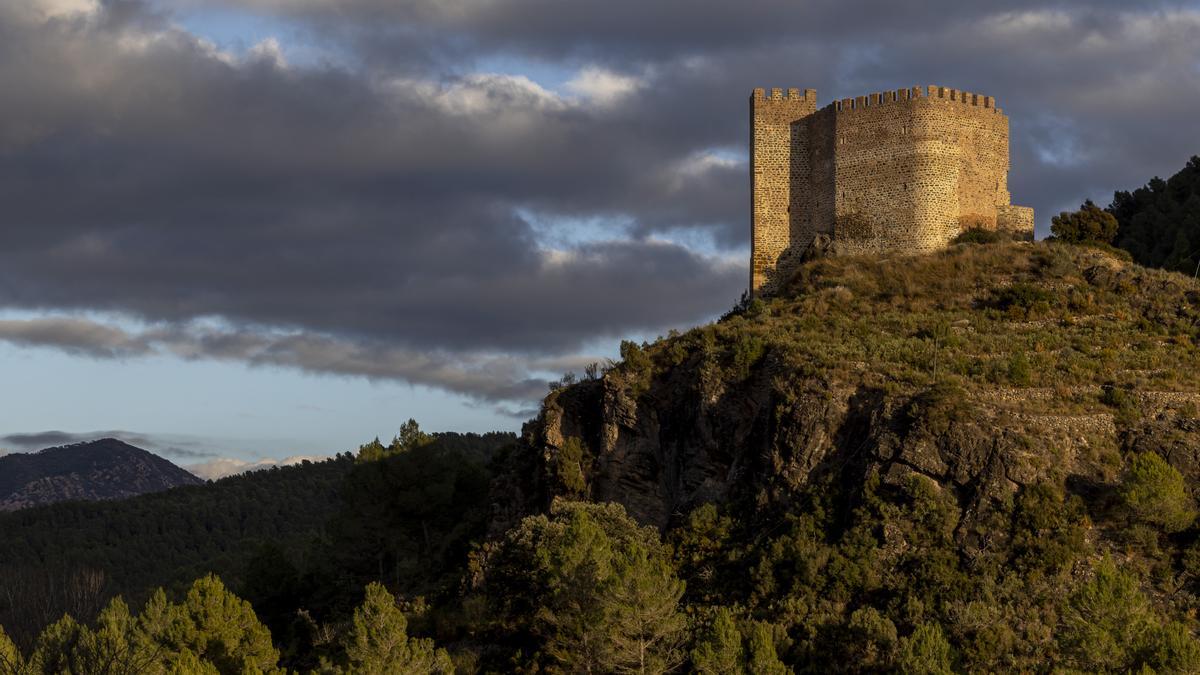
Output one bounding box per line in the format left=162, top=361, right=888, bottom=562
left=996, top=205, right=1035, bottom=236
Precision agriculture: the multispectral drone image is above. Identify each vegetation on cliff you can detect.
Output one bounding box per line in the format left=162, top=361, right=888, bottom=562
left=4, top=238, right=1200, bottom=672
left=489, top=238, right=1200, bottom=672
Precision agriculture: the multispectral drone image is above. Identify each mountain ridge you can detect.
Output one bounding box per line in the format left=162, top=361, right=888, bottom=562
left=0, top=438, right=203, bottom=511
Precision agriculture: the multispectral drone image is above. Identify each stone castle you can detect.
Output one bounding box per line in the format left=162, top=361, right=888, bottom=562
left=750, top=85, right=1034, bottom=294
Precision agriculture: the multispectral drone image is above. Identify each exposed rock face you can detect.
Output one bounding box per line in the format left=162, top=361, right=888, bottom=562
left=494, top=363, right=1200, bottom=544
left=0, top=439, right=203, bottom=510
left=490, top=243, right=1200, bottom=547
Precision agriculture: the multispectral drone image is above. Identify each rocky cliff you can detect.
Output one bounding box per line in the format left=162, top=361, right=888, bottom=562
left=491, top=240, right=1200, bottom=550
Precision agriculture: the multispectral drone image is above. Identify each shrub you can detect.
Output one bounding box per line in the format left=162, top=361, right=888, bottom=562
left=730, top=334, right=767, bottom=378
left=992, top=282, right=1052, bottom=317
left=555, top=437, right=589, bottom=496
left=954, top=228, right=1004, bottom=245
left=1120, top=452, right=1196, bottom=533
left=619, top=340, right=653, bottom=377
left=1007, top=351, right=1032, bottom=386
left=1141, top=621, right=1200, bottom=673
left=1061, top=557, right=1153, bottom=671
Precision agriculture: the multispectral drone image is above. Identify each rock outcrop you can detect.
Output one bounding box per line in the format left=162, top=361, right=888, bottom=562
left=490, top=241, right=1200, bottom=549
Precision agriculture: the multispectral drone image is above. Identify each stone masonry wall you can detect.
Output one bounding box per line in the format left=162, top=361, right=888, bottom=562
left=750, top=85, right=1033, bottom=294
left=750, top=88, right=816, bottom=293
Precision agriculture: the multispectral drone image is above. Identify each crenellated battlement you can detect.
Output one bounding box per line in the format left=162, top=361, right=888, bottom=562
left=751, top=87, right=817, bottom=102
left=749, top=83, right=1032, bottom=295
left=827, top=86, right=999, bottom=113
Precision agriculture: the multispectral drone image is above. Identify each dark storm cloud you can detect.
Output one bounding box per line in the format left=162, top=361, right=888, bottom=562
left=1, top=2, right=747, bottom=356
left=2, top=0, right=1198, bottom=402
left=225, top=0, right=1134, bottom=64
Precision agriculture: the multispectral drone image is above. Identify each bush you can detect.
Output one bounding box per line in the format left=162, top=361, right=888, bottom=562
left=954, top=228, right=1004, bottom=245
left=1007, top=351, right=1032, bottom=386
left=1051, top=200, right=1119, bottom=245
left=619, top=340, right=653, bottom=375
left=1061, top=557, right=1152, bottom=671
left=992, top=282, right=1052, bottom=317
left=1120, top=452, right=1196, bottom=533
left=730, top=334, right=767, bottom=378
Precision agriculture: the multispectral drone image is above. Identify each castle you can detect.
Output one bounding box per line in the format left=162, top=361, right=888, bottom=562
left=750, top=85, right=1034, bottom=294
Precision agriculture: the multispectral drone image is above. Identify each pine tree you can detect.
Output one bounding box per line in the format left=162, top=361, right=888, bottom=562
left=27, top=615, right=84, bottom=674
left=744, top=622, right=788, bottom=675
left=137, top=575, right=278, bottom=674
left=479, top=501, right=688, bottom=674
left=341, top=582, right=453, bottom=675
left=691, top=608, right=743, bottom=674
left=72, top=597, right=156, bottom=674
left=0, top=625, right=25, bottom=674
left=603, top=548, right=686, bottom=673
left=897, top=623, right=953, bottom=675
left=1121, top=452, right=1196, bottom=533
left=1051, top=200, right=1119, bottom=244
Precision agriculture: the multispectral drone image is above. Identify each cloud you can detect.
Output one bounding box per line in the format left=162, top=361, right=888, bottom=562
left=0, top=0, right=1197, bottom=408
left=0, top=430, right=218, bottom=459
left=0, top=316, right=592, bottom=402
left=185, top=454, right=330, bottom=480
left=566, top=66, right=642, bottom=105
left=0, top=318, right=151, bottom=358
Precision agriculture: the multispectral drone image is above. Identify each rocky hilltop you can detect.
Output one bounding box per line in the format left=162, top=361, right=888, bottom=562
left=493, top=240, right=1200, bottom=545
left=0, top=438, right=203, bottom=510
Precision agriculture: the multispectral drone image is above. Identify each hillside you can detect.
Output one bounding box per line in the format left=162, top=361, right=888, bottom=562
left=0, top=430, right=516, bottom=658
left=0, top=453, right=354, bottom=648
left=0, top=438, right=203, bottom=511
left=5, top=240, right=1200, bottom=672
left=480, top=239, right=1200, bottom=671
left=497, top=239, right=1200, bottom=530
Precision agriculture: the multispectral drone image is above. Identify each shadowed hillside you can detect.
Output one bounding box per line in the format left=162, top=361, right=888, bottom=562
left=0, top=439, right=203, bottom=511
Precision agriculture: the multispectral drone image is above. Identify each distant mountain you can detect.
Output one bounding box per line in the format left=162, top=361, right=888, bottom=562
left=0, top=438, right=203, bottom=510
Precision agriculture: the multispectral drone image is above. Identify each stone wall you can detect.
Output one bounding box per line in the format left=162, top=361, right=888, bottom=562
left=750, top=88, right=816, bottom=292
left=750, top=85, right=1034, bottom=294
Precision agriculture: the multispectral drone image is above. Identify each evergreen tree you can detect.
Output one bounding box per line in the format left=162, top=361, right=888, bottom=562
left=477, top=501, right=687, bottom=674
left=744, top=622, right=788, bottom=675
left=897, top=623, right=953, bottom=675
left=1061, top=557, right=1153, bottom=671
left=339, top=582, right=452, bottom=675
left=603, top=547, right=686, bottom=673
left=71, top=597, right=157, bottom=674
left=691, top=608, right=743, bottom=674
left=1121, top=452, right=1196, bottom=533
left=1051, top=200, right=1119, bottom=244
left=0, top=625, right=23, bottom=674
left=138, top=575, right=278, bottom=674
left=1111, top=156, right=1200, bottom=272
left=27, top=615, right=83, bottom=674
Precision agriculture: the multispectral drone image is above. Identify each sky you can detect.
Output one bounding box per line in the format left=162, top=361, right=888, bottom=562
left=1, top=0, right=1199, bottom=475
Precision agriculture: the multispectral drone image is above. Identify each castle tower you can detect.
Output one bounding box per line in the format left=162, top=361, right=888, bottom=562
left=749, top=86, right=1034, bottom=295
